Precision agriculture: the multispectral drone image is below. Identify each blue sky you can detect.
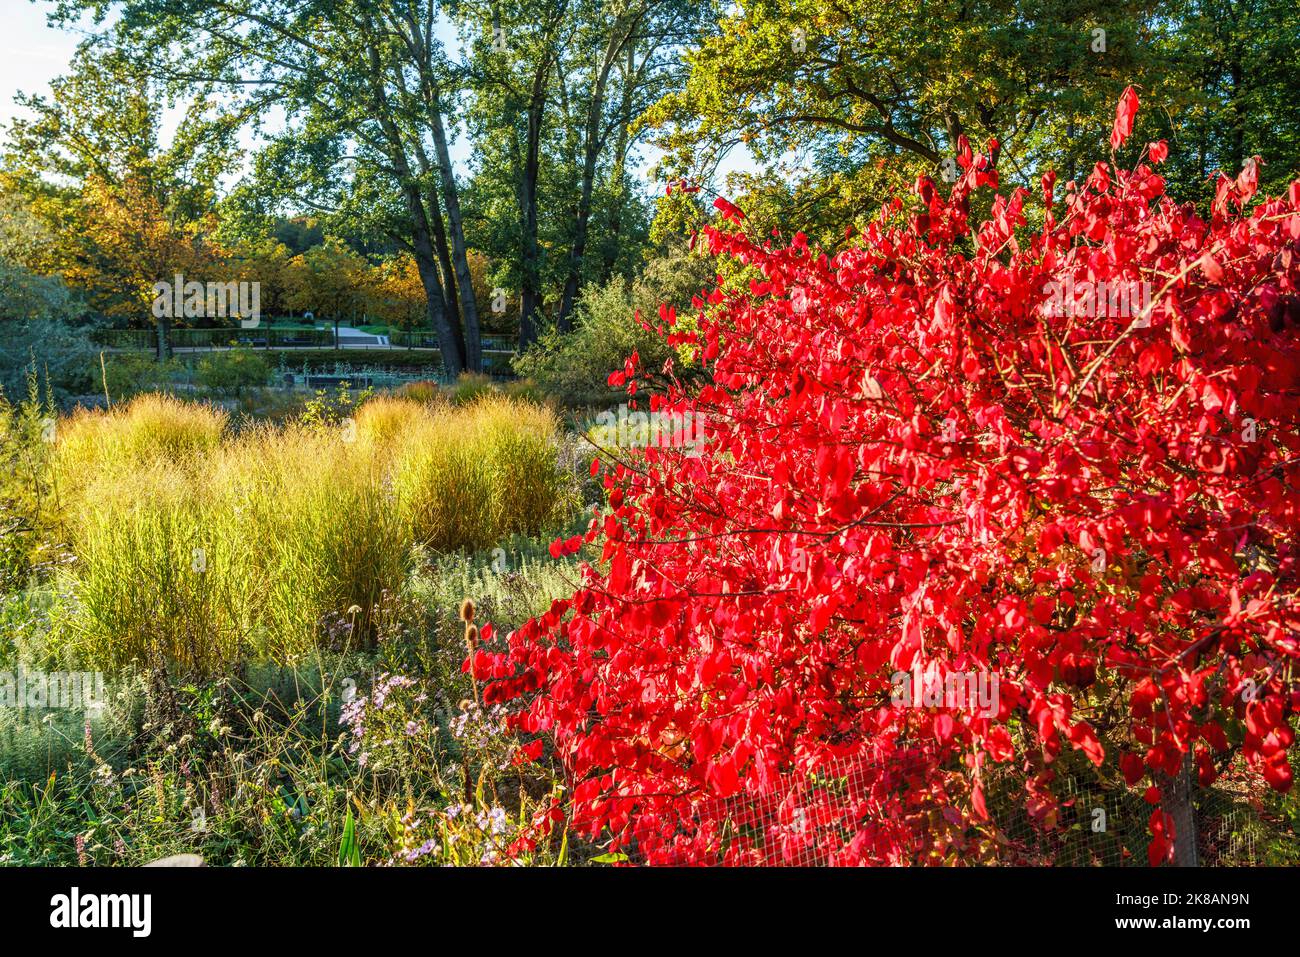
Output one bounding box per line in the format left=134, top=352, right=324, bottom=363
left=0, top=1, right=87, bottom=132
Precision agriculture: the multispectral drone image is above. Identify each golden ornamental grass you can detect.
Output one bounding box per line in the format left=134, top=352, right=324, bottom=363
left=49, top=393, right=570, bottom=673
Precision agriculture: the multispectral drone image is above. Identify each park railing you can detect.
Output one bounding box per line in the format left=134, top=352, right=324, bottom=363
left=93, top=326, right=519, bottom=355
left=387, top=330, right=516, bottom=354
left=91, top=326, right=337, bottom=351
left=90, top=326, right=518, bottom=377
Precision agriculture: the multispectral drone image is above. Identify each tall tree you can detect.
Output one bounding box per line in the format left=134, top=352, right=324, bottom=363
left=1150, top=0, right=1300, bottom=205
left=458, top=0, right=688, bottom=347
left=47, top=0, right=485, bottom=375
left=554, top=0, right=697, bottom=332
left=2, top=41, right=236, bottom=355
left=640, top=0, right=1161, bottom=241
left=459, top=0, right=574, bottom=349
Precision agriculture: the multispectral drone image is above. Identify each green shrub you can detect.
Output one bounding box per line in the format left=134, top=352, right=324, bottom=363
left=266, top=349, right=445, bottom=371
left=196, top=350, right=271, bottom=396
left=393, top=379, right=440, bottom=404
left=0, top=258, right=94, bottom=402
left=512, top=244, right=714, bottom=405
left=100, top=354, right=184, bottom=402
left=0, top=379, right=59, bottom=593
left=0, top=321, right=97, bottom=402
left=446, top=371, right=496, bottom=406
left=0, top=670, right=143, bottom=785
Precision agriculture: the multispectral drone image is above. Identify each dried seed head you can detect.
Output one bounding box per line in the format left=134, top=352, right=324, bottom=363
left=465, top=623, right=480, bottom=645
left=459, top=598, right=475, bottom=622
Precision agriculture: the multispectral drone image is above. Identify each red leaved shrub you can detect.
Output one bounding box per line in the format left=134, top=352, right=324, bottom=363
left=479, top=90, right=1300, bottom=865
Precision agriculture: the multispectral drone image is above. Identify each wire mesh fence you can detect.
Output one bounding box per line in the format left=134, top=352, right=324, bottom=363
left=621, top=749, right=1299, bottom=866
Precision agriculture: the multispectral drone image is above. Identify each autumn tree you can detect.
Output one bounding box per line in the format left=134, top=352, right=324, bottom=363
left=56, top=0, right=488, bottom=375
left=74, top=173, right=218, bottom=356
left=368, top=253, right=430, bottom=335
left=282, top=241, right=371, bottom=345
left=2, top=41, right=237, bottom=356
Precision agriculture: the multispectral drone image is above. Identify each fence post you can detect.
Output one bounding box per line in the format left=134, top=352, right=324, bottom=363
left=1157, top=754, right=1200, bottom=866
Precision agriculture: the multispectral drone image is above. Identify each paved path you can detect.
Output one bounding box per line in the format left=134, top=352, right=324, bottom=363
left=333, top=325, right=389, bottom=347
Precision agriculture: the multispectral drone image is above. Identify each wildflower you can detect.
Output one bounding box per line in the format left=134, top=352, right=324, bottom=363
left=404, top=839, right=438, bottom=863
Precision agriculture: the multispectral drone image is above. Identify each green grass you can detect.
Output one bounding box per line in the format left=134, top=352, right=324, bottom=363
left=0, top=546, right=588, bottom=866
left=0, top=378, right=593, bottom=867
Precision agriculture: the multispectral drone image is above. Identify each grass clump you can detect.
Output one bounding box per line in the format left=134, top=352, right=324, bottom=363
left=58, top=458, right=254, bottom=672
left=53, top=393, right=227, bottom=497
left=216, top=422, right=409, bottom=658
left=392, top=395, right=571, bottom=553
left=41, top=392, right=574, bottom=674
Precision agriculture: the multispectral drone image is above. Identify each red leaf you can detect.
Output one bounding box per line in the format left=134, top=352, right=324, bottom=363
left=1110, top=86, right=1140, bottom=150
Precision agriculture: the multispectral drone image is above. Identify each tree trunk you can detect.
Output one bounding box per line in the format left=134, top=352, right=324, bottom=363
left=556, top=24, right=627, bottom=332
left=390, top=44, right=466, bottom=369
left=362, top=34, right=465, bottom=376
left=157, top=315, right=171, bottom=361
left=427, top=182, right=462, bottom=337
left=599, top=45, right=636, bottom=285
left=407, top=222, right=464, bottom=375
left=428, top=103, right=482, bottom=373
left=519, top=61, right=550, bottom=349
